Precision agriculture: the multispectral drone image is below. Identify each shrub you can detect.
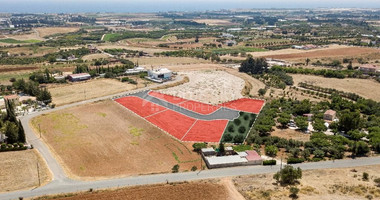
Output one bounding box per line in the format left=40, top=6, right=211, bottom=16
left=313, top=149, right=325, bottom=158
left=263, top=160, right=277, bottom=165
left=233, top=135, right=244, bottom=143
left=191, top=166, right=198, bottom=171
left=238, top=126, right=246, bottom=134
left=289, top=187, right=299, bottom=199
left=265, top=145, right=278, bottom=157
left=243, top=114, right=249, bottom=121
left=192, top=143, right=207, bottom=152
left=223, top=133, right=233, bottom=142
left=287, top=157, right=305, bottom=164
left=234, top=118, right=241, bottom=126
left=363, top=172, right=369, bottom=181
left=374, top=178, right=380, bottom=187
left=172, top=164, right=180, bottom=173
left=273, top=165, right=302, bottom=185
left=228, top=125, right=235, bottom=132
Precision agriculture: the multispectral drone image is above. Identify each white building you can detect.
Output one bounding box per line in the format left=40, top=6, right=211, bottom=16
left=125, top=66, right=147, bottom=74
left=148, top=68, right=172, bottom=80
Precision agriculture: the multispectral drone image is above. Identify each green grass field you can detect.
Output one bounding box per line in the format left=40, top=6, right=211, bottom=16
left=103, top=33, right=122, bottom=42
left=221, top=112, right=256, bottom=143
left=0, top=39, right=41, bottom=44
left=212, top=47, right=266, bottom=54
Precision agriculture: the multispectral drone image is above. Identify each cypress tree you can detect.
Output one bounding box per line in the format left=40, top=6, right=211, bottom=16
left=18, top=119, right=26, bottom=143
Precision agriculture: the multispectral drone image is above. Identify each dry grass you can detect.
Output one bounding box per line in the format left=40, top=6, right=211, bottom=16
left=249, top=45, right=379, bottom=62
left=34, top=180, right=230, bottom=200
left=292, top=74, right=380, bottom=101
left=0, top=150, right=51, bottom=193
left=129, top=57, right=211, bottom=65
left=82, top=53, right=111, bottom=61
left=234, top=165, right=380, bottom=200
left=34, top=27, right=80, bottom=38
left=225, top=68, right=266, bottom=98
left=271, top=127, right=310, bottom=142
left=193, top=19, right=239, bottom=26
left=48, top=78, right=153, bottom=106
left=151, top=76, right=189, bottom=90
left=31, top=100, right=201, bottom=180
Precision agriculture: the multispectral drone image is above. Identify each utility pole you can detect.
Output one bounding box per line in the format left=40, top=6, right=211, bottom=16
left=280, top=153, right=283, bottom=170
left=38, top=123, right=41, bottom=138
left=37, top=161, right=41, bottom=187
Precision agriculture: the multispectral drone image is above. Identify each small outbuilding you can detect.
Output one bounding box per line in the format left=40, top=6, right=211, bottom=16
left=68, top=73, right=91, bottom=82
left=324, top=110, right=336, bottom=121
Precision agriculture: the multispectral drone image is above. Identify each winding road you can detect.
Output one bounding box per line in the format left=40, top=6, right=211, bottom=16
left=1, top=76, right=380, bottom=200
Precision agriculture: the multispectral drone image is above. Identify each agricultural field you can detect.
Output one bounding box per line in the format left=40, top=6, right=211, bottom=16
left=36, top=179, right=241, bottom=200
left=292, top=74, right=380, bottom=102
left=221, top=112, right=256, bottom=143
left=31, top=100, right=201, bottom=179
left=252, top=45, right=379, bottom=62
left=0, top=38, right=41, bottom=44
left=34, top=27, right=80, bottom=38
left=129, top=57, right=211, bottom=65
left=48, top=78, right=153, bottom=106
left=160, top=70, right=245, bottom=104
left=270, top=127, right=311, bottom=142
left=0, top=150, right=51, bottom=193
left=193, top=19, right=239, bottom=26
left=234, top=165, right=380, bottom=200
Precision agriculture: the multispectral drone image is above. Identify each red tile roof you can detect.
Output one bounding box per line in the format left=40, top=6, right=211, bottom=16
left=245, top=150, right=262, bottom=161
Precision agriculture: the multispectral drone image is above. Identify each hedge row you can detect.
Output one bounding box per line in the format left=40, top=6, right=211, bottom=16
left=287, top=157, right=305, bottom=164
left=263, top=160, right=277, bottom=165
left=0, top=143, right=27, bottom=152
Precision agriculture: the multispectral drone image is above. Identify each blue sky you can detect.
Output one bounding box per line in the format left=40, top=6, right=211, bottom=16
left=0, top=0, right=379, bottom=13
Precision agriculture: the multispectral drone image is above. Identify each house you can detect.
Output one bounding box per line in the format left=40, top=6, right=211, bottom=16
left=88, top=45, right=98, bottom=54
left=324, top=110, right=336, bottom=121
left=359, top=64, right=379, bottom=74
left=148, top=68, right=172, bottom=80
left=4, top=94, right=19, bottom=104
left=68, top=73, right=91, bottom=82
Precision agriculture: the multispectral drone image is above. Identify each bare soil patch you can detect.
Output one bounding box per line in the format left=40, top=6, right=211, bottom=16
left=271, top=127, right=310, bottom=142
left=292, top=74, right=380, bottom=101
left=0, top=150, right=51, bottom=193
left=234, top=165, right=380, bottom=200
left=82, top=53, right=110, bottom=61
left=34, top=27, right=80, bottom=38
left=31, top=100, right=201, bottom=180
left=258, top=46, right=379, bottom=62
left=48, top=78, right=153, bottom=106
left=160, top=70, right=245, bottom=104
left=36, top=180, right=230, bottom=200
left=129, top=57, right=211, bottom=65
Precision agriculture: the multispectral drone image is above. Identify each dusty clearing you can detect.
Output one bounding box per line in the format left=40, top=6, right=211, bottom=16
left=234, top=165, right=380, bottom=200
left=36, top=180, right=234, bottom=200
left=129, top=57, right=211, bottom=65
left=292, top=74, right=380, bottom=101
left=31, top=100, right=201, bottom=179
left=82, top=53, right=110, bottom=61
left=0, top=150, right=51, bottom=193
left=160, top=70, right=245, bottom=104
left=34, top=27, right=80, bottom=38
left=249, top=45, right=379, bottom=61
left=271, top=127, right=310, bottom=142
left=193, top=19, right=239, bottom=26
left=225, top=68, right=266, bottom=97
left=48, top=78, right=152, bottom=106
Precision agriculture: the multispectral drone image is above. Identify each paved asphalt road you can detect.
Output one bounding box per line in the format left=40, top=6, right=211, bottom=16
left=129, top=90, right=240, bottom=120
left=2, top=76, right=380, bottom=200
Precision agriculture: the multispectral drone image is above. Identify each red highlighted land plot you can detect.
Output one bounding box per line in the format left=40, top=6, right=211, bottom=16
left=115, top=96, right=166, bottom=117
left=221, top=98, right=265, bottom=114
left=182, top=120, right=228, bottom=142
left=148, top=91, right=187, bottom=104
left=178, top=100, right=220, bottom=115
left=115, top=92, right=265, bottom=143
left=146, top=110, right=196, bottom=140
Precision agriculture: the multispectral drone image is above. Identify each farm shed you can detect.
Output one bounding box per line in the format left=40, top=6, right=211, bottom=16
left=68, top=73, right=91, bottom=82
left=245, top=150, right=263, bottom=165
